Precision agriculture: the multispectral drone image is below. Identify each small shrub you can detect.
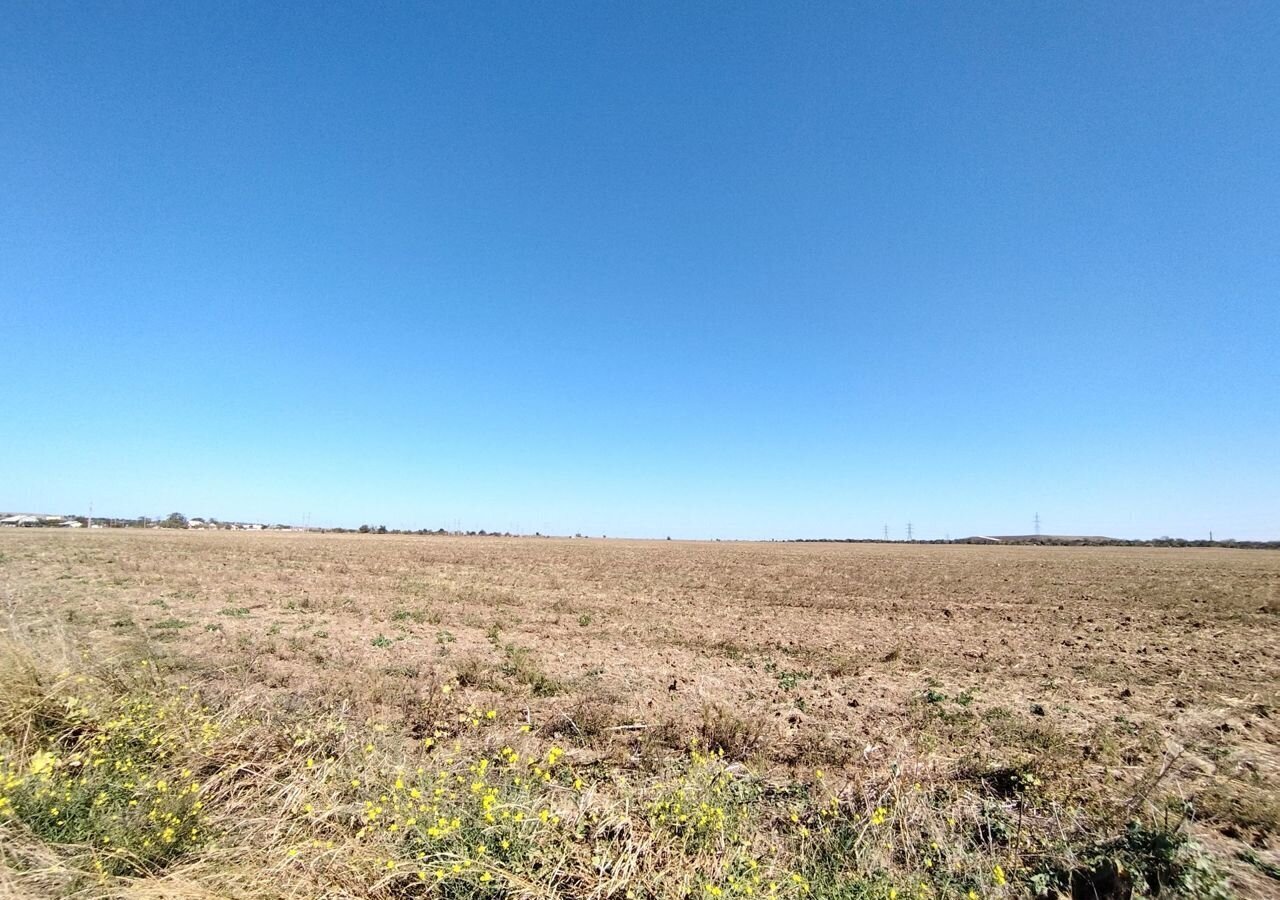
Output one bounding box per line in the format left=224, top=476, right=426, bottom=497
left=501, top=646, right=564, bottom=697
left=697, top=703, right=765, bottom=761
left=455, top=656, right=499, bottom=689
left=764, top=661, right=812, bottom=691
left=825, top=654, right=861, bottom=677
left=543, top=697, right=623, bottom=742
left=1034, top=820, right=1231, bottom=900
left=152, top=619, right=190, bottom=630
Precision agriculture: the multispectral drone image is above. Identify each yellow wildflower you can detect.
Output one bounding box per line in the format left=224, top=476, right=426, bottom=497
left=28, top=752, right=57, bottom=775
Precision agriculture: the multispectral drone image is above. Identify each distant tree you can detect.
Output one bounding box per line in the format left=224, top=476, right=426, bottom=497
left=161, top=513, right=188, bottom=529
left=376, top=525, right=387, bottom=535
left=358, top=524, right=371, bottom=534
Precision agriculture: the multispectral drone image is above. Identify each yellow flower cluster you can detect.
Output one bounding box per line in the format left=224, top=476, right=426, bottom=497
left=0, top=691, right=217, bottom=877
left=289, top=711, right=572, bottom=891
left=648, top=746, right=753, bottom=848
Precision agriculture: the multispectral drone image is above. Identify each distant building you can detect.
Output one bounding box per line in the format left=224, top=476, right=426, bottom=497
left=0, top=515, right=40, bottom=527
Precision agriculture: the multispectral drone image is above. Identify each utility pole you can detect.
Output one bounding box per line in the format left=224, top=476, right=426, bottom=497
left=906, top=522, right=914, bottom=542
left=1034, top=512, right=1041, bottom=537
left=87, top=501, right=93, bottom=529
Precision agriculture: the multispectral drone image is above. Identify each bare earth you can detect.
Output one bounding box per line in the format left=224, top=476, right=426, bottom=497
left=1, top=530, right=1277, bottom=896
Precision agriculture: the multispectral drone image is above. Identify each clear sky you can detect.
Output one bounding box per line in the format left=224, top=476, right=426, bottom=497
left=3, top=2, right=1277, bottom=540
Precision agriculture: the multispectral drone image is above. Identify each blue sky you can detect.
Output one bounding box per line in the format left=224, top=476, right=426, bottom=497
left=3, top=2, right=1277, bottom=539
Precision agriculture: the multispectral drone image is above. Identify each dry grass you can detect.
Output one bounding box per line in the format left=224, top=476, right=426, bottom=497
left=0, top=530, right=1277, bottom=897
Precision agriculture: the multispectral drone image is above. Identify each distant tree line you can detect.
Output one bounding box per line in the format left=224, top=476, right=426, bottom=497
left=332, top=525, right=539, bottom=537
left=791, top=536, right=1280, bottom=550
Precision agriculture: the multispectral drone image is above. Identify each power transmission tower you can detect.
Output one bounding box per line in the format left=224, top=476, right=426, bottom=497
left=1034, top=512, right=1041, bottom=536
left=883, top=524, right=889, bottom=541
left=906, top=522, right=914, bottom=542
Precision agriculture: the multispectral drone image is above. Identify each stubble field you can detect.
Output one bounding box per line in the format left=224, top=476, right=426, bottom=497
left=0, top=531, right=1277, bottom=899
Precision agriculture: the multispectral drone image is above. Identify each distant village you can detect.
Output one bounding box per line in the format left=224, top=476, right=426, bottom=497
left=0, top=512, right=531, bottom=537
left=0, top=513, right=277, bottom=530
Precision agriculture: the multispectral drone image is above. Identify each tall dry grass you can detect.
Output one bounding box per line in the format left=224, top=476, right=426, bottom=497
left=0, top=633, right=1233, bottom=900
